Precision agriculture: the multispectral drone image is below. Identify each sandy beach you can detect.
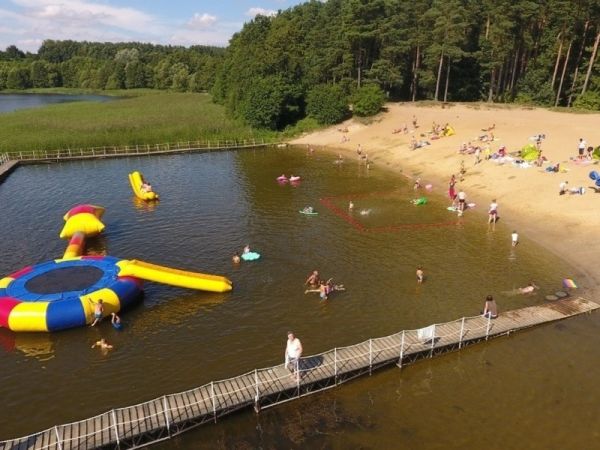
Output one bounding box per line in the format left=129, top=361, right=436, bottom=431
left=293, top=103, right=600, bottom=296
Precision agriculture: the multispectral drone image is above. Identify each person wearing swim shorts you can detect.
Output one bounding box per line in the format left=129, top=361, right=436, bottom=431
left=89, top=298, right=104, bottom=327
left=578, top=138, right=586, bottom=160
left=482, top=295, right=498, bottom=319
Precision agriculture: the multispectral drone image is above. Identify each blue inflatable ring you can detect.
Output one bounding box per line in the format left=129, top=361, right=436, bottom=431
left=0, top=256, right=142, bottom=332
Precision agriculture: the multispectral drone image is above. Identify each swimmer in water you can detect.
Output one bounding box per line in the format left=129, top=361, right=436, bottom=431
left=519, top=282, right=538, bottom=294
left=359, top=209, right=371, bottom=216
left=91, top=338, right=113, bottom=350
left=232, top=252, right=241, bottom=264
left=305, top=270, right=320, bottom=288
left=416, top=267, right=424, bottom=283
left=348, top=201, right=354, bottom=210
left=111, top=313, right=122, bottom=330
left=243, top=244, right=250, bottom=254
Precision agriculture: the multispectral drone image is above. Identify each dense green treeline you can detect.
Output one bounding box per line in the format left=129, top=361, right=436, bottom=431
left=213, top=0, right=600, bottom=129
left=0, top=40, right=223, bottom=92
left=2, top=0, right=600, bottom=131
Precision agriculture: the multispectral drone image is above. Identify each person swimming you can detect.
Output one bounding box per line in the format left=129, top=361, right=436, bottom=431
left=111, top=313, right=122, bottom=330
left=232, top=252, right=241, bottom=264
left=519, top=282, right=538, bottom=294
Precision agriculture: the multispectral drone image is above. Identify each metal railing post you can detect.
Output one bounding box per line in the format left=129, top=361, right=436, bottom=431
left=254, top=369, right=260, bottom=412
left=459, top=317, right=465, bottom=349
left=334, top=348, right=338, bottom=385
left=110, top=409, right=120, bottom=445
left=369, top=339, right=373, bottom=375
left=162, top=396, right=171, bottom=437
left=486, top=315, right=491, bottom=340
left=296, top=359, right=301, bottom=396
left=54, top=426, right=63, bottom=450
left=211, top=382, right=217, bottom=423
left=398, top=331, right=405, bottom=368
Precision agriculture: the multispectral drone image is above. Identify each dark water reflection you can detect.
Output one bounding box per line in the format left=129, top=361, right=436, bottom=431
left=0, top=147, right=592, bottom=448
left=0, top=93, right=113, bottom=113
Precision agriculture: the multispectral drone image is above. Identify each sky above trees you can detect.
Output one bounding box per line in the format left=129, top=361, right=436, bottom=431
left=0, top=0, right=305, bottom=52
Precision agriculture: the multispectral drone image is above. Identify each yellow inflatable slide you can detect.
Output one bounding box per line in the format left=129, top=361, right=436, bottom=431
left=117, top=260, right=232, bottom=293
left=129, top=171, right=159, bottom=200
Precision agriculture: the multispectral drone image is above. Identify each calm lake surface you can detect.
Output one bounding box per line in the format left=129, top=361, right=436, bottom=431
left=0, top=148, right=597, bottom=449
left=0, top=93, right=113, bottom=113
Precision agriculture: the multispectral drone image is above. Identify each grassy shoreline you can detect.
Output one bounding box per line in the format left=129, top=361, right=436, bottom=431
left=0, top=89, right=284, bottom=154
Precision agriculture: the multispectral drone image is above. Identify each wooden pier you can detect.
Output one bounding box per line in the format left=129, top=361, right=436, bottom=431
left=0, top=160, right=19, bottom=183
left=1, top=139, right=280, bottom=165
left=1, top=296, right=597, bottom=450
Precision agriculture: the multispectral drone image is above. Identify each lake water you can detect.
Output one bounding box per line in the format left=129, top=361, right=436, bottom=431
left=0, top=148, right=596, bottom=449
left=0, top=93, right=113, bottom=113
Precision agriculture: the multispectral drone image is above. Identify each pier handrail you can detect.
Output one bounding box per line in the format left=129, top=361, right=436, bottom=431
left=0, top=307, right=551, bottom=450
left=2, top=137, right=285, bottom=162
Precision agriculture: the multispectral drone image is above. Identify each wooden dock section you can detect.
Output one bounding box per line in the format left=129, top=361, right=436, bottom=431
left=3, top=139, right=282, bottom=165
left=1, top=297, right=597, bottom=450
left=0, top=160, right=19, bottom=183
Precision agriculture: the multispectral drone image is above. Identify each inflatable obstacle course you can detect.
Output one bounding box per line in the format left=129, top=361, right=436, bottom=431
left=0, top=204, right=231, bottom=332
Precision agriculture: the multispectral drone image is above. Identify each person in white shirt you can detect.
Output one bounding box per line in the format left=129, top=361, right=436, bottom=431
left=285, top=331, right=303, bottom=381
left=511, top=230, right=519, bottom=247
left=559, top=180, right=568, bottom=195
left=578, top=138, right=587, bottom=159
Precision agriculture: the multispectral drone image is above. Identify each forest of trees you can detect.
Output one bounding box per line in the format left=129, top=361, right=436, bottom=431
left=0, top=40, right=224, bottom=92
left=1, top=0, right=600, bottom=130
left=213, top=0, right=600, bottom=128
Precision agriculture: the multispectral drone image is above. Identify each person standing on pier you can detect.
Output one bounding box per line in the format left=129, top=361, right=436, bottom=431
left=285, top=331, right=303, bottom=381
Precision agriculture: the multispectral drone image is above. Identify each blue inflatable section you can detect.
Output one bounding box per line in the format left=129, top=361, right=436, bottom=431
left=47, top=299, right=87, bottom=331
left=6, top=257, right=121, bottom=302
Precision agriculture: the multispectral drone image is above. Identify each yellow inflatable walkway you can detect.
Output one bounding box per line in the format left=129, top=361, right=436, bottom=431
left=117, top=260, right=232, bottom=293
left=129, top=171, right=159, bottom=201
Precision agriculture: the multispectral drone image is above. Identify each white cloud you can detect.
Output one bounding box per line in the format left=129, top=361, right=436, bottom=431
left=187, top=13, right=217, bottom=29
left=13, top=0, right=157, bottom=32
left=246, top=7, right=277, bottom=18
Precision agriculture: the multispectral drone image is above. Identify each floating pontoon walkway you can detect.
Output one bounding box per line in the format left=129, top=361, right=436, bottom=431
left=1, top=297, right=597, bottom=450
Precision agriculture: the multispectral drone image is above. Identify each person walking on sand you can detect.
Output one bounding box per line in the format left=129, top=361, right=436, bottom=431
left=482, top=295, right=498, bottom=319
left=488, top=199, right=498, bottom=224
left=511, top=230, right=519, bottom=247
left=578, top=138, right=587, bottom=160
left=285, top=331, right=303, bottom=381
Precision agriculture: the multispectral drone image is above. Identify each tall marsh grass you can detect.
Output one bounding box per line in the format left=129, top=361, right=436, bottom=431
left=0, top=91, right=276, bottom=153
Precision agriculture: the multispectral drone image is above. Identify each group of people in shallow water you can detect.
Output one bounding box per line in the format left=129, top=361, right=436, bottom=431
left=87, top=297, right=122, bottom=351
left=304, top=270, right=345, bottom=301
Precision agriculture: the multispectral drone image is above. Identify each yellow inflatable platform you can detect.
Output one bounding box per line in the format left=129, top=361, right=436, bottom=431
left=129, top=171, right=159, bottom=201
